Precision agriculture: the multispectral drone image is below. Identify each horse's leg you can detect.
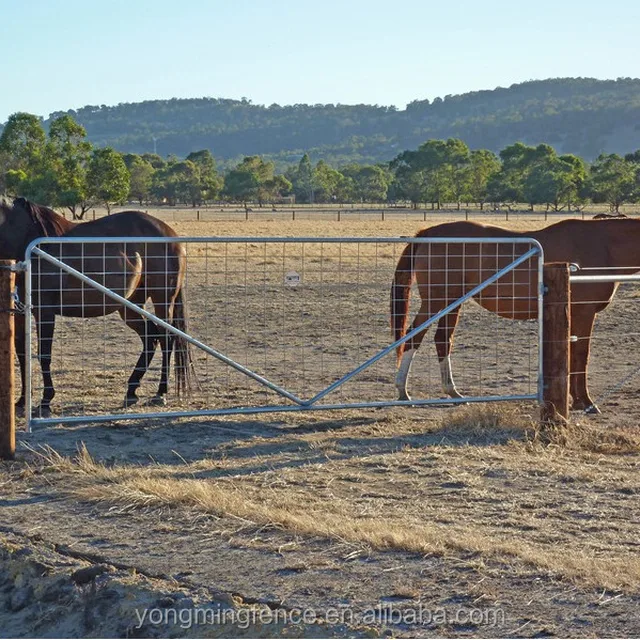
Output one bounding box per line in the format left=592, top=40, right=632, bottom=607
left=150, top=300, right=175, bottom=406
left=395, top=299, right=430, bottom=401
left=569, top=306, right=599, bottom=414
left=118, top=295, right=160, bottom=407
left=36, top=311, right=56, bottom=418
left=395, top=299, right=461, bottom=401
left=14, top=312, right=26, bottom=416
left=434, top=307, right=463, bottom=398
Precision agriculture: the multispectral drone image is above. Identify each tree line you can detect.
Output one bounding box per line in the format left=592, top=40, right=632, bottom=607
left=1, top=111, right=639, bottom=218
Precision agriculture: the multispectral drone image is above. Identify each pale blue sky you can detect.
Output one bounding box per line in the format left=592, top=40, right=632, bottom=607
left=2, top=0, right=639, bottom=122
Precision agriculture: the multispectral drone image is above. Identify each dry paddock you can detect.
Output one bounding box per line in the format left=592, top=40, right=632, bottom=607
left=1, top=212, right=640, bottom=638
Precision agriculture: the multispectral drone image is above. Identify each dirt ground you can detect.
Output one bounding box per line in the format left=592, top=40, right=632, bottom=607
left=2, top=213, right=640, bottom=638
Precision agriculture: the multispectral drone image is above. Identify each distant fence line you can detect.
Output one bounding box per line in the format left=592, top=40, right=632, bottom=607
left=79, top=203, right=639, bottom=224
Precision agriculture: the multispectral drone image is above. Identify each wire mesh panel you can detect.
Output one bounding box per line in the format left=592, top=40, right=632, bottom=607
left=568, top=268, right=640, bottom=420
left=24, top=237, right=543, bottom=428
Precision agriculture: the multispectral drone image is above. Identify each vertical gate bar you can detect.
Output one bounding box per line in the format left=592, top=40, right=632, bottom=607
left=25, top=255, right=33, bottom=433
left=537, top=247, right=545, bottom=405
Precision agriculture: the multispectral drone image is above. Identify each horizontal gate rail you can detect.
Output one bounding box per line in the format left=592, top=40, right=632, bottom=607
left=571, top=274, right=640, bottom=283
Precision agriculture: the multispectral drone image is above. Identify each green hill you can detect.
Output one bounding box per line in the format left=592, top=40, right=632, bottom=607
left=34, top=77, right=640, bottom=166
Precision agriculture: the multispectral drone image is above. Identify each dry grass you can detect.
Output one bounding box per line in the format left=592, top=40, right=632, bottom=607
left=25, top=417, right=640, bottom=593
left=531, top=420, right=640, bottom=454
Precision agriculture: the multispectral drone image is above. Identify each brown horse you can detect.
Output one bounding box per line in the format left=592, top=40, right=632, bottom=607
left=0, top=197, right=194, bottom=417
left=391, top=219, right=640, bottom=414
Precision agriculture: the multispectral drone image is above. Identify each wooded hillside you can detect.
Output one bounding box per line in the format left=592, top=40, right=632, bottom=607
left=21, top=78, right=640, bottom=167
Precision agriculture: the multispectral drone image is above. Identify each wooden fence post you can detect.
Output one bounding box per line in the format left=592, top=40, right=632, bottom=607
left=541, top=263, right=570, bottom=424
left=0, top=260, right=16, bottom=460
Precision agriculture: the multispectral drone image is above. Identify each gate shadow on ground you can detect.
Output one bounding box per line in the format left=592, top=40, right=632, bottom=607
left=17, top=408, right=529, bottom=479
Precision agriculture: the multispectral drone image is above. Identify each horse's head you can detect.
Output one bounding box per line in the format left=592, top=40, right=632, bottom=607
left=0, top=199, right=30, bottom=259
left=0, top=197, right=52, bottom=259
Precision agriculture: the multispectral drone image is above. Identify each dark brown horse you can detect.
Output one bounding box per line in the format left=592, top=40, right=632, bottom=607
left=0, top=197, right=194, bottom=417
left=391, top=219, right=640, bottom=414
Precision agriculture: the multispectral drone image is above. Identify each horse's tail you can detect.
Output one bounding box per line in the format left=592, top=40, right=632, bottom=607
left=391, top=240, right=417, bottom=365
left=172, top=287, right=196, bottom=396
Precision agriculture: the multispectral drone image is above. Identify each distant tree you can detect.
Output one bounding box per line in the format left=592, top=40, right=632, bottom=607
left=488, top=142, right=557, bottom=208
left=223, top=156, right=275, bottom=205
left=466, top=149, right=501, bottom=209
left=47, top=114, right=93, bottom=218
left=86, top=147, right=130, bottom=213
left=312, top=160, right=342, bottom=202
left=4, top=169, right=27, bottom=195
left=289, top=153, right=316, bottom=203
left=391, top=138, right=468, bottom=209
left=141, top=153, right=167, bottom=170
left=624, top=150, right=640, bottom=163
left=186, top=149, right=223, bottom=203
left=124, top=154, right=155, bottom=205
left=589, top=153, right=638, bottom=212
left=261, top=174, right=292, bottom=203
left=168, top=160, right=201, bottom=205
left=341, top=164, right=391, bottom=202
left=443, top=138, right=471, bottom=209
left=390, top=150, right=426, bottom=207
left=523, top=152, right=587, bottom=211
left=0, top=112, right=47, bottom=193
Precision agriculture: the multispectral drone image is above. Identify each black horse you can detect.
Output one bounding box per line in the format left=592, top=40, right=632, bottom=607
left=0, top=197, right=194, bottom=417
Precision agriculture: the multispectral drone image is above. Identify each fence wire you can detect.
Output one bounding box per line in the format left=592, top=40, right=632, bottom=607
left=23, top=237, right=543, bottom=427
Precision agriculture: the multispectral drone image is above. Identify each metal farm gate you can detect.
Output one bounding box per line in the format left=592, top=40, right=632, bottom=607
left=23, top=237, right=544, bottom=430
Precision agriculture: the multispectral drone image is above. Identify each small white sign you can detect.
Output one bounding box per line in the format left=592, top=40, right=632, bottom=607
left=285, top=271, right=301, bottom=287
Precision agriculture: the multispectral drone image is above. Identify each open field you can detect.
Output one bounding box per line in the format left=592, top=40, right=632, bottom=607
left=78, top=202, right=640, bottom=226
left=2, top=214, right=640, bottom=637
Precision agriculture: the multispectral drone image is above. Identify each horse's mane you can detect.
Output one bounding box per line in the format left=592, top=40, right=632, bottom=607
left=13, top=197, right=72, bottom=237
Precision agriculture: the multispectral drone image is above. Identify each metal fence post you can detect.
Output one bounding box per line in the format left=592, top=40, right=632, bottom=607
left=0, top=260, right=16, bottom=460
left=541, top=263, right=570, bottom=424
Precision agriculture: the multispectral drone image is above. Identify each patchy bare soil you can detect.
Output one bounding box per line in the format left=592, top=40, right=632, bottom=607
left=3, top=213, right=640, bottom=638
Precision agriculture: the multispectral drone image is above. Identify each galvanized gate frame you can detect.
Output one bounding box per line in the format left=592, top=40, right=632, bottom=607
left=24, top=236, right=545, bottom=431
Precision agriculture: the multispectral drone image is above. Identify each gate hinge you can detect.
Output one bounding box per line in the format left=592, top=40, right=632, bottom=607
left=0, top=261, right=27, bottom=273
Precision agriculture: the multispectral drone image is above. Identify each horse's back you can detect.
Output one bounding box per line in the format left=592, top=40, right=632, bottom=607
left=66, top=211, right=179, bottom=240
left=35, top=211, right=184, bottom=316
left=415, top=220, right=525, bottom=240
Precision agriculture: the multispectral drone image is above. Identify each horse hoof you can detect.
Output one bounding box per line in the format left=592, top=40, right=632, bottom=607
left=123, top=396, right=139, bottom=408
left=585, top=404, right=601, bottom=415
left=148, top=395, right=167, bottom=407
left=35, top=405, right=51, bottom=419
left=397, top=392, right=412, bottom=402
